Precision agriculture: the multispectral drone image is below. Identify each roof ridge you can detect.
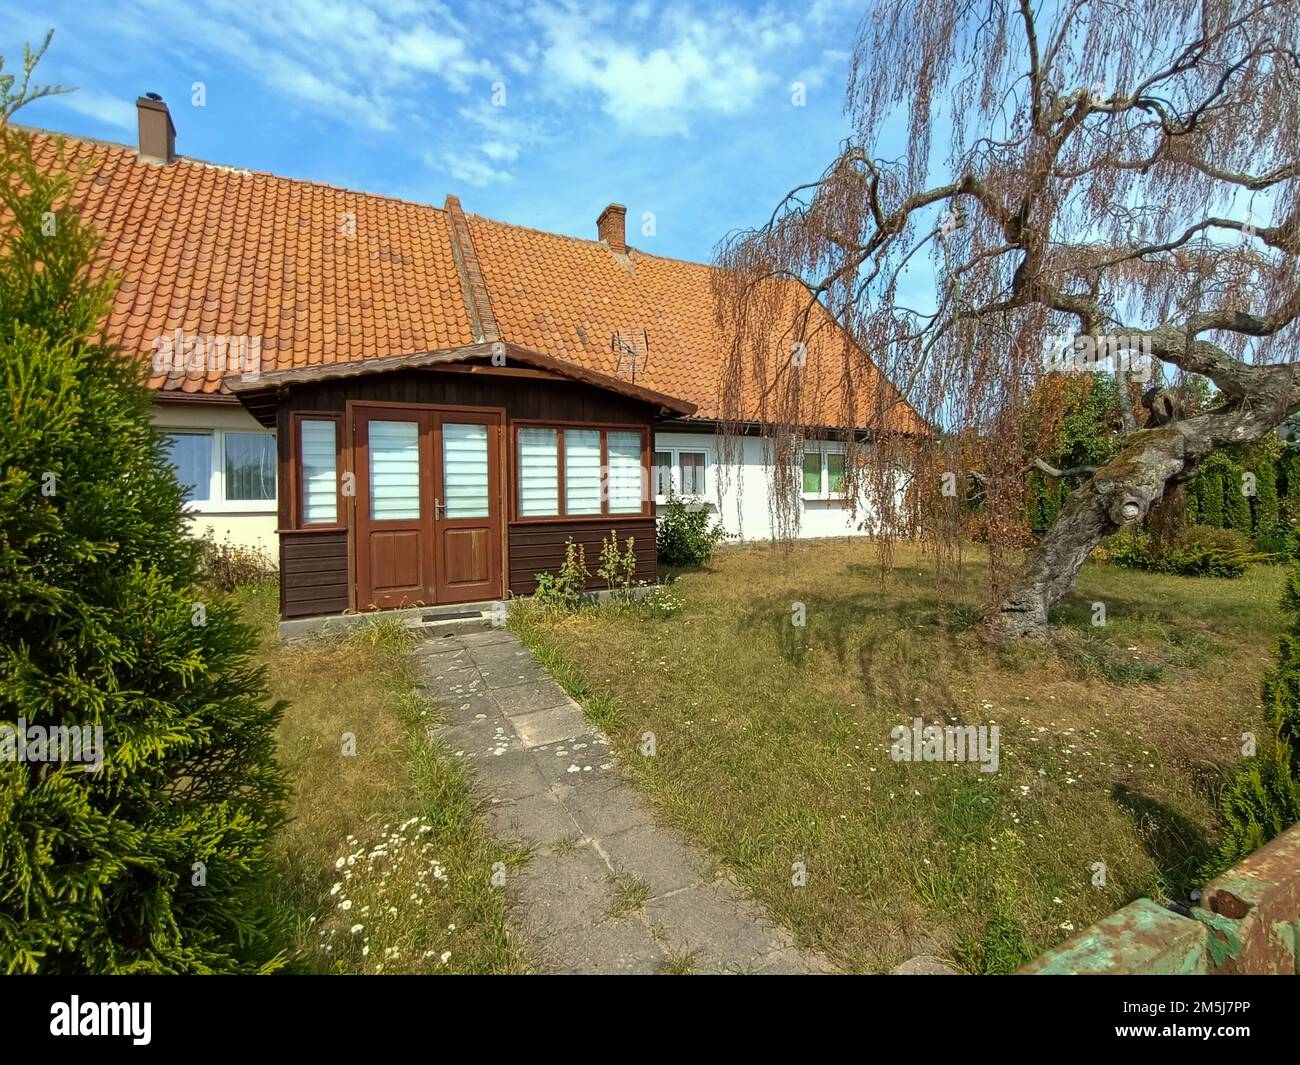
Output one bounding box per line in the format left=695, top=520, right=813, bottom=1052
left=443, top=195, right=501, bottom=344
left=17, top=125, right=452, bottom=215
left=464, top=210, right=724, bottom=273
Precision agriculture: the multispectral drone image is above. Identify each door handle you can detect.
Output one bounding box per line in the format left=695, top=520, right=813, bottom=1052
left=434, top=498, right=445, bottom=520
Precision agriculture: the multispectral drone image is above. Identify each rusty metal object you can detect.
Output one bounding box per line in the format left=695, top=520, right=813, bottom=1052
left=1019, top=822, right=1300, bottom=974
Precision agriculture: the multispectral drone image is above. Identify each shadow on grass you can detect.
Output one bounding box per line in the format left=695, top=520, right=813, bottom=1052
left=732, top=590, right=983, bottom=716
left=1112, top=783, right=1216, bottom=899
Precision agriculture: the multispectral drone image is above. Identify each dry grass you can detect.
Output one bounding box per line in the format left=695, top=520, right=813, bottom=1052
left=511, top=540, right=1284, bottom=974
left=238, top=586, right=531, bottom=974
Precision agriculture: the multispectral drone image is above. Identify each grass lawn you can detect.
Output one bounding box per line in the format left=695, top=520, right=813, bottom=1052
left=238, top=585, right=531, bottom=974
left=510, top=540, right=1284, bottom=974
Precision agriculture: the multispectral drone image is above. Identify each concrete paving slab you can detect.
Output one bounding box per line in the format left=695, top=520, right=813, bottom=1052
left=484, top=790, right=580, bottom=846
left=544, top=918, right=668, bottom=975
left=597, top=823, right=704, bottom=897
left=512, top=847, right=614, bottom=933
left=491, top=680, right=573, bottom=714
left=478, top=662, right=556, bottom=691
left=509, top=704, right=594, bottom=748
left=644, top=881, right=788, bottom=971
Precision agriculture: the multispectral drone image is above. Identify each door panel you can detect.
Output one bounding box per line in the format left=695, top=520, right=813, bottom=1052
left=351, top=405, right=502, bottom=609
left=434, top=413, right=502, bottom=603
left=354, top=409, right=435, bottom=610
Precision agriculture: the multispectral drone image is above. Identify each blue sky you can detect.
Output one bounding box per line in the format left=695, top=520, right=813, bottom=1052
left=1, top=0, right=881, bottom=263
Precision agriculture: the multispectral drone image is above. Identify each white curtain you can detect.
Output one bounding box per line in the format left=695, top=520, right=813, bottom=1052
left=301, top=420, right=337, bottom=523
left=606, top=431, right=643, bottom=513
left=442, top=423, right=489, bottom=518
left=517, top=427, right=558, bottom=516
left=369, top=420, right=421, bottom=520
left=564, top=429, right=601, bottom=514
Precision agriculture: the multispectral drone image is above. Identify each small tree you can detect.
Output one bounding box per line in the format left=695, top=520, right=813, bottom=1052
left=714, top=0, right=1300, bottom=639
left=1251, top=449, right=1283, bottom=552
left=1225, top=464, right=1253, bottom=538
left=0, top=40, right=286, bottom=973
left=1198, top=463, right=1227, bottom=528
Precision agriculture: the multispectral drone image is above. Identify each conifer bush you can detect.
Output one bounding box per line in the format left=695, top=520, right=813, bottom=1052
left=1211, top=530, right=1300, bottom=871
left=0, top=46, right=286, bottom=973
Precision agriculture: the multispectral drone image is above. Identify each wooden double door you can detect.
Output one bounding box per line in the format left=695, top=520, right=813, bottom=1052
left=353, top=404, right=504, bottom=610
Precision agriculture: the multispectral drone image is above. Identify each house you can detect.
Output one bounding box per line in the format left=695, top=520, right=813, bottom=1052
left=22, top=95, right=922, bottom=624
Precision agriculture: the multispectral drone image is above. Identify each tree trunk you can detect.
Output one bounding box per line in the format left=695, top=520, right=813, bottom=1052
left=988, top=428, right=1190, bottom=640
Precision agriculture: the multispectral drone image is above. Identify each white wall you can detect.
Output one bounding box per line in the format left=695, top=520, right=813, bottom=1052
left=151, top=401, right=280, bottom=560
left=652, top=429, right=895, bottom=542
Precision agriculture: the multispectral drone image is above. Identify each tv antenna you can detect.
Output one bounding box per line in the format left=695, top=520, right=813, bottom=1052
left=612, top=328, right=650, bottom=383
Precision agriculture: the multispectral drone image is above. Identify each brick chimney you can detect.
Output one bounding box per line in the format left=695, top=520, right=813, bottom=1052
left=136, top=94, right=176, bottom=164
left=597, top=203, right=627, bottom=253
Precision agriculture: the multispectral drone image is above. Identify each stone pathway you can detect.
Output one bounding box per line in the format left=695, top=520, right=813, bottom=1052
left=413, top=628, right=837, bottom=975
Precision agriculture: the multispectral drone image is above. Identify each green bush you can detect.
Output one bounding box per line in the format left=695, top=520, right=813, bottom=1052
left=1197, top=465, right=1226, bottom=527
left=656, top=490, right=725, bottom=566
left=1209, top=531, right=1300, bottom=871
left=1251, top=450, right=1282, bottom=550
left=1111, top=526, right=1267, bottom=578
left=0, top=85, right=286, bottom=973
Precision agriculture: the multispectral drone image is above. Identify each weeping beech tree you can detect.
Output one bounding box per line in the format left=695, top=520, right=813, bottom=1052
left=713, top=0, right=1299, bottom=639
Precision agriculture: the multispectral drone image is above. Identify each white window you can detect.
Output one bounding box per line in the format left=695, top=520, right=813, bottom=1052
left=653, top=447, right=709, bottom=501
left=563, top=429, right=602, bottom=515
left=299, top=419, right=338, bottom=525
left=516, top=425, right=649, bottom=518
left=162, top=429, right=277, bottom=511
left=517, top=427, right=559, bottom=517
left=802, top=448, right=847, bottom=499
left=606, top=431, right=644, bottom=513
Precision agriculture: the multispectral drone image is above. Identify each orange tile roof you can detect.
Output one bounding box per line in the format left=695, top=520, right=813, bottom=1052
left=26, top=130, right=475, bottom=395
left=467, top=213, right=919, bottom=430
left=23, top=127, right=921, bottom=431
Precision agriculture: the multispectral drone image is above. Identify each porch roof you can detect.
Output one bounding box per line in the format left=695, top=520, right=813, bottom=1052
left=225, top=340, right=697, bottom=420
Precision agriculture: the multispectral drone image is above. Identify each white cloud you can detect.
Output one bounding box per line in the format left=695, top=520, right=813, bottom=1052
left=117, top=0, right=495, bottom=126
left=53, top=88, right=136, bottom=132
left=528, top=1, right=802, bottom=134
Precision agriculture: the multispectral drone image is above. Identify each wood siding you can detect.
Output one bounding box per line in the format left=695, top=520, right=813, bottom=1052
left=281, top=530, right=349, bottom=618
left=508, top=517, right=657, bottom=596
left=284, top=368, right=652, bottom=424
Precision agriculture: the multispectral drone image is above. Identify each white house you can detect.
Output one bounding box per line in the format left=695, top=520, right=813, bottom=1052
left=29, top=96, right=923, bottom=613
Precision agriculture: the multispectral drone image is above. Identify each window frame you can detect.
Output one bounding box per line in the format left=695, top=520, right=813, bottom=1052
left=160, top=426, right=278, bottom=514
left=800, top=445, right=849, bottom=500
left=652, top=445, right=711, bottom=504
left=289, top=412, right=346, bottom=531
left=510, top=420, right=652, bottom=523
